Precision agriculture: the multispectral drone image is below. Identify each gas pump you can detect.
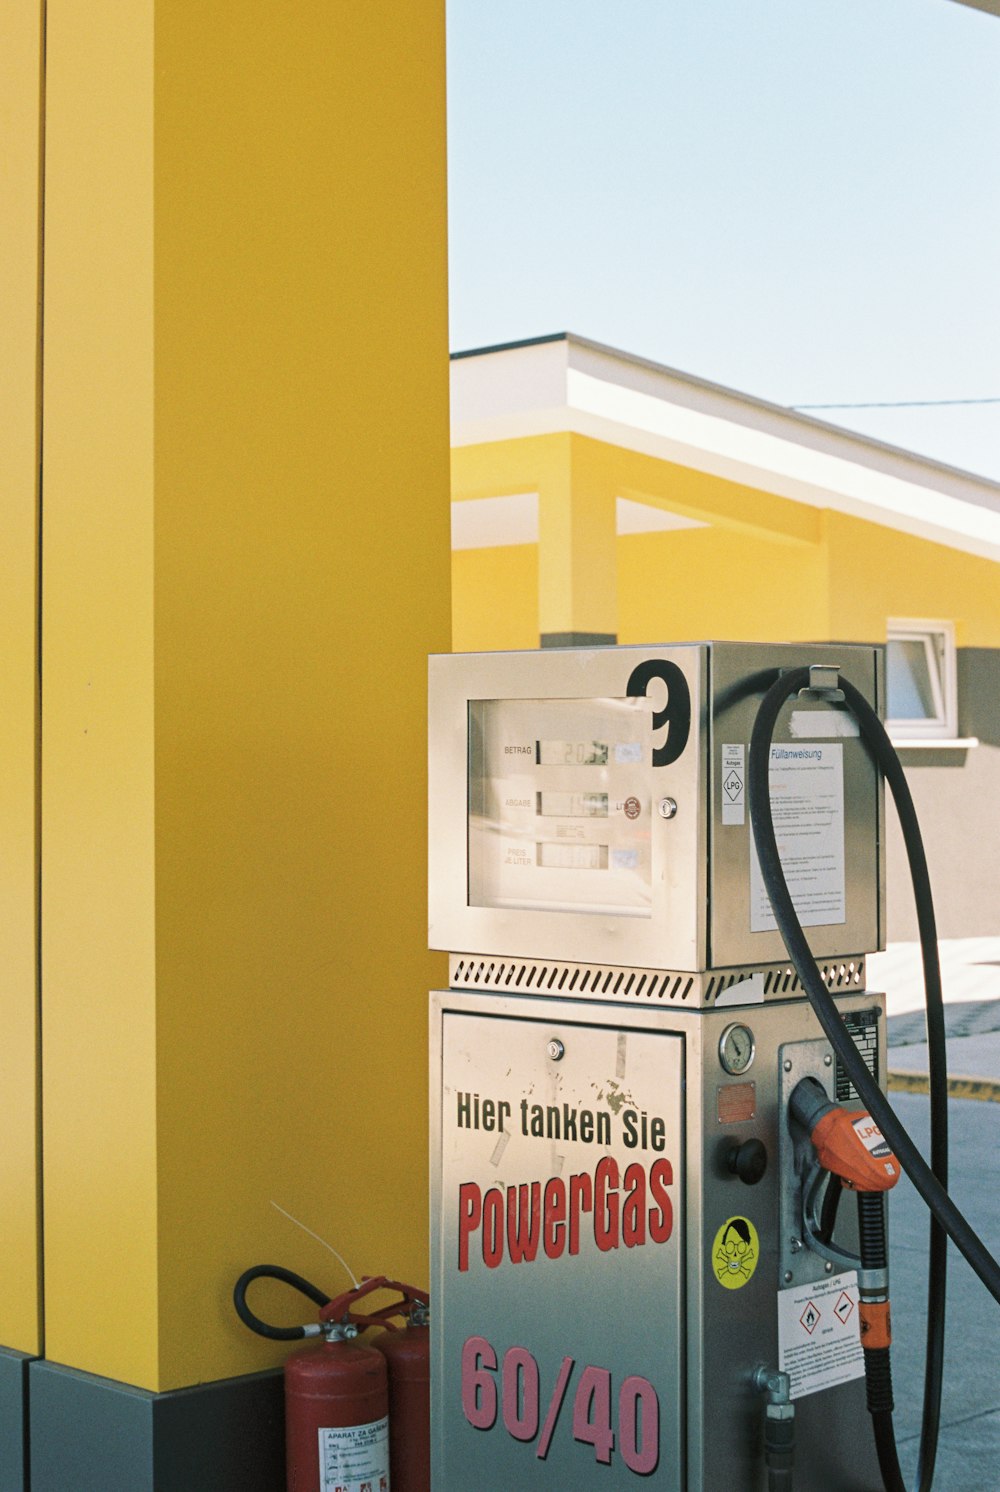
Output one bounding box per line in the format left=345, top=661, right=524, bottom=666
left=427, top=642, right=1000, bottom=1491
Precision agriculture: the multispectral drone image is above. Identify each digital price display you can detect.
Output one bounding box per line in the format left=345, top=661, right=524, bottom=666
left=537, top=740, right=609, bottom=766
left=536, top=792, right=609, bottom=819
left=536, top=842, right=610, bottom=871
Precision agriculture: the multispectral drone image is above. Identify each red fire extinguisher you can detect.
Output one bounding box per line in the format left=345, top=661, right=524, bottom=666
left=233, top=1264, right=429, bottom=1492
left=341, top=1283, right=430, bottom=1492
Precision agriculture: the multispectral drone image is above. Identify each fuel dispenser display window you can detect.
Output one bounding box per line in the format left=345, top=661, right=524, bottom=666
left=536, top=739, right=610, bottom=766
left=468, top=697, right=653, bottom=917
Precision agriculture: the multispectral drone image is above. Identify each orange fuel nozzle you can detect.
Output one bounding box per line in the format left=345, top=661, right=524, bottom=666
left=790, top=1077, right=900, bottom=1192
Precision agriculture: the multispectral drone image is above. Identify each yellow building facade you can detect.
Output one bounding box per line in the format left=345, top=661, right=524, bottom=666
left=1, top=2, right=449, bottom=1486
left=452, top=337, right=1000, bottom=656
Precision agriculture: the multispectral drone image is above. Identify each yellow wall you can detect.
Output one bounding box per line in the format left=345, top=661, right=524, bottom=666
left=0, top=0, right=42, bottom=1357
left=452, top=434, right=569, bottom=506
left=618, top=526, right=827, bottom=645
left=452, top=434, right=618, bottom=641
left=453, top=431, right=1000, bottom=651
left=537, top=440, right=617, bottom=639
left=452, top=545, right=539, bottom=652
left=824, top=510, right=1000, bottom=647
left=42, top=0, right=449, bottom=1394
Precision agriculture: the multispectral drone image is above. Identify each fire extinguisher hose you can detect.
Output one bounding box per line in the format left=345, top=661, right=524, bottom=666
left=749, top=665, right=1000, bottom=1492
left=233, top=1264, right=332, bottom=1340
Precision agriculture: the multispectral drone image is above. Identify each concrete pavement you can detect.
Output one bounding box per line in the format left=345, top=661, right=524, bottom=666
left=862, top=940, right=1000, bottom=1488
left=874, top=937, right=1000, bottom=1094
left=884, top=1092, right=1000, bottom=1490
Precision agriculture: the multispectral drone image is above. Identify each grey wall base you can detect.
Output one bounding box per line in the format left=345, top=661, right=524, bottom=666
left=0, top=1349, right=33, bottom=1492
left=27, top=1359, right=284, bottom=1492
left=540, top=631, right=616, bottom=648
left=886, top=646, right=1000, bottom=940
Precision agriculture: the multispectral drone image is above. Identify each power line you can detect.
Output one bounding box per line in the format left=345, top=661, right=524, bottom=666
left=791, top=396, right=1000, bottom=411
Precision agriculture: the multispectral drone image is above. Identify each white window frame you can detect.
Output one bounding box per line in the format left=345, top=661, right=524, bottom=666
left=885, top=618, right=958, bottom=741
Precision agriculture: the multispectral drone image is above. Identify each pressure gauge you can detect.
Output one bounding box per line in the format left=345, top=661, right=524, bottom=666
left=719, top=1022, right=756, bottom=1076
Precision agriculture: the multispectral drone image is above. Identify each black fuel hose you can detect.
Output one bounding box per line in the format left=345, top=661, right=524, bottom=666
left=752, top=666, right=949, bottom=1492
left=857, top=1192, right=906, bottom=1492
left=233, top=1263, right=331, bottom=1340
left=749, top=666, right=1000, bottom=1490
left=764, top=1411, right=794, bottom=1492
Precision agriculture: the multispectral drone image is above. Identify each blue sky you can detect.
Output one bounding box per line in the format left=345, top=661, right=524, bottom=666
left=446, top=0, right=1000, bottom=480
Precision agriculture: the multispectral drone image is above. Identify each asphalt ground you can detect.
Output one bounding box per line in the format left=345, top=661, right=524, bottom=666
left=883, top=1091, right=1000, bottom=1491
left=888, top=994, right=1000, bottom=1099
left=867, top=951, right=1000, bottom=1489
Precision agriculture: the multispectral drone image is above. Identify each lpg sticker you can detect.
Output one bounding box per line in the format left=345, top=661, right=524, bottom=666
left=721, top=744, right=745, bottom=825
left=318, top=1417, right=390, bottom=1492
left=712, top=1215, right=759, bottom=1289
left=852, top=1115, right=891, bottom=1158
left=777, top=1271, right=864, bottom=1399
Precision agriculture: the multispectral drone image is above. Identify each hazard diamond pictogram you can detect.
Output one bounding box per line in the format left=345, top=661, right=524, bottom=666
left=834, top=1292, right=854, bottom=1324
left=724, top=771, right=743, bottom=800
left=800, top=1303, right=821, bottom=1335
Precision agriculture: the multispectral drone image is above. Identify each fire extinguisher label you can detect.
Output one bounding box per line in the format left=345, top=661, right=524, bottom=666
left=318, top=1417, right=390, bottom=1492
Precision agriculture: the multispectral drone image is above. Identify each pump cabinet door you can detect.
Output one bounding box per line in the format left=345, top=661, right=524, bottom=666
left=434, top=1010, right=685, bottom=1491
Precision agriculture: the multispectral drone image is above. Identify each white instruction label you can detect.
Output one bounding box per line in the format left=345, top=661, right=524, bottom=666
left=319, top=1417, right=390, bottom=1492
left=721, top=744, right=745, bottom=825
left=749, top=744, right=845, bottom=932
left=777, top=1271, right=864, bottom=1399
left=790, top=709, right=859, bottom=739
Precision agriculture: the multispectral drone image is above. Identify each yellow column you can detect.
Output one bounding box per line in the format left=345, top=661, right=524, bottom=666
left=42, top=0, right=449, bottom=1393
left=538, top=434, right=618, bottom=645
left=0, top=0, right=43, bottom=1358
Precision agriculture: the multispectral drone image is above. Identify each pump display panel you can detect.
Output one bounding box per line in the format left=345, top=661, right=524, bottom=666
left=429, top=643, right=884, bottom=976
left=468, top=697, right=653, bottom=917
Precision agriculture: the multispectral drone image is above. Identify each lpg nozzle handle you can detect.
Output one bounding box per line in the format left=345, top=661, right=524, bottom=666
left=788, top=1075, right=835, bottom=1133
left=789, top=1078, right=900, bottom=1195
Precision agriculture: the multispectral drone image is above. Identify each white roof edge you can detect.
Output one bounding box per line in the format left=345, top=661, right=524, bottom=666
left=561, top=333, right=1000, bottom=509
left=450, top=333, right=1000, bottom=561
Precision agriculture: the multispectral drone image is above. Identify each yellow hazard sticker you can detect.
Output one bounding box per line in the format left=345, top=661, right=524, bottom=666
left=712, top=1216, right=760, bottom=1289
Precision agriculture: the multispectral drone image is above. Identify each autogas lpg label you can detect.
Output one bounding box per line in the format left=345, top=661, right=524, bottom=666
left=721, top=743, right=745, bottom=824
left=318, top=1416, right=389, bottom=1492
left=852, top=1115, right=891, bottom=1158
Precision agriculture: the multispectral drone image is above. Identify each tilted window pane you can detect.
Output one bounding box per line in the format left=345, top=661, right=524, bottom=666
left=886, top=638, right=937, bottom=720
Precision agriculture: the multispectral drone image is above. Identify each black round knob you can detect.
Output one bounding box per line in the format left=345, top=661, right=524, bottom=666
left=727, top=1138, right=768, bottom=1185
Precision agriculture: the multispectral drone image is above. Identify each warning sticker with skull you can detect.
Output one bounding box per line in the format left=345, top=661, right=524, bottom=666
left=711, top=1215, right=759, bottom=1290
